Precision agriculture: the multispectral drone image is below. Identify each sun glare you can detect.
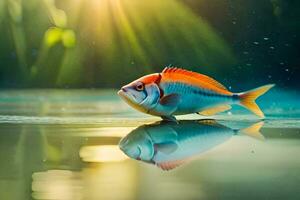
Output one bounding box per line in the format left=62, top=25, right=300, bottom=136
left=79, top=145, right=128, bottom=162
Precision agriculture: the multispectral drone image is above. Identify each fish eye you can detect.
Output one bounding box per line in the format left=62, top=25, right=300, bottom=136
left=135, top=82, right=144, bottom=91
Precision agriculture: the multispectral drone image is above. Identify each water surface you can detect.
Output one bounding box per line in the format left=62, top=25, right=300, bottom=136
left=0, top=89, right=299, bottom=200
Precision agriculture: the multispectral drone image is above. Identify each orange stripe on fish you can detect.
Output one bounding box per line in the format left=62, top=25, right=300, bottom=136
left=136, top=73, right=161, bottom=85
left=161, top=67, right=233, bottom=95
left=136, top=73, right=164, bottom=97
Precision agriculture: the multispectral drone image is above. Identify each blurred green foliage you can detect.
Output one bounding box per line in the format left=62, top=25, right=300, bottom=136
left=0, top=0, right=299, bottom=88
left=45, top=27, right=76, bottom=48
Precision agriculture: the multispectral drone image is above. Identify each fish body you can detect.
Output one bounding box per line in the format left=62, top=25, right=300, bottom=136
left=118, top=67, right=274, bottom=120
left=119, top=120, right=263, bottom=170
left=157, top=76, right=232, bottom=115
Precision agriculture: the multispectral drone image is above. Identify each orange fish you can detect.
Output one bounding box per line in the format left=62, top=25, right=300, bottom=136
left=118, top=67, right=274, bottom=121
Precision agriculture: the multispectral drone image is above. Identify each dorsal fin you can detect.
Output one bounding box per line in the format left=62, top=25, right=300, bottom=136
left=162, top=67, right=228, bottom=91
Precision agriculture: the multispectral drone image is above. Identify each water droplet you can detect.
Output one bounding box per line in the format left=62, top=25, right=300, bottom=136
left=253, top=42, right=259, bottom=45
left=263, top=37, right=269, bottom=40
left=232, top=21, right=236, bottom=24
left=227, top=111, right=232, bottom=115
left=270, top=46, right=275, bottom=49
left=285, top=68, right=289, bottom=72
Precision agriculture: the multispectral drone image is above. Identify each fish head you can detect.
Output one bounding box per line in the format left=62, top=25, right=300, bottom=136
left=118, top=73, right=161, bottom=113
left=119, top=126, right=155, bottom=161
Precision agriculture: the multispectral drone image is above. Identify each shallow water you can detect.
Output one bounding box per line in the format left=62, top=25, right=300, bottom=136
left=0, top=89, right=300, bottom=200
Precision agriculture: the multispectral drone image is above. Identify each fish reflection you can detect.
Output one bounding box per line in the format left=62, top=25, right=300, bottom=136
left=119, top=120, right=264, bottom=170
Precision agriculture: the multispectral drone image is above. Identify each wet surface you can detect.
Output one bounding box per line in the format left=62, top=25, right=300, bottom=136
left=0, top=89, right=299, bottom=200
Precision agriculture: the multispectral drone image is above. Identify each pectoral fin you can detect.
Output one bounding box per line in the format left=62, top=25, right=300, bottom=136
left=157, top=94, right=181, bottom=117
left=160, top=93, right=181, bottom=107
left=154, top=142, right=178, bottom=154
left=197, top=105, right=231, bottom=116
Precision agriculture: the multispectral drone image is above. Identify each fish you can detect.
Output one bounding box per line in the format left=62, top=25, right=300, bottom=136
left=119, top=120, right=264, bottom=171
left=118, top=67, right=274, bottom=121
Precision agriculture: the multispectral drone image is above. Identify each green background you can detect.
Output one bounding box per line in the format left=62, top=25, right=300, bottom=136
left=0, top=0, right=299, bottom=90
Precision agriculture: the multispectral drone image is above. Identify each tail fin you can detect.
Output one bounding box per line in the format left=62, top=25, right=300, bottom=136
left=239, top=121, right=265, bottom=140
left=238, top=84, right=275, bottom=118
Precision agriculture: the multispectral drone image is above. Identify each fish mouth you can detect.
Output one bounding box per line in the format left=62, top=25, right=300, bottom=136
left=118, top=88, right=147, bottom=113
left=119, top=137, right=130, bottom=149
left=117, top=87, right=127, bottom=96
left=118, top=89, right=132, bottom=102
left=117, top=89, right=124, bottom=97
left=118, top=89, right=138, bottom=106
left=118, top=89, right=131, bottom=100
